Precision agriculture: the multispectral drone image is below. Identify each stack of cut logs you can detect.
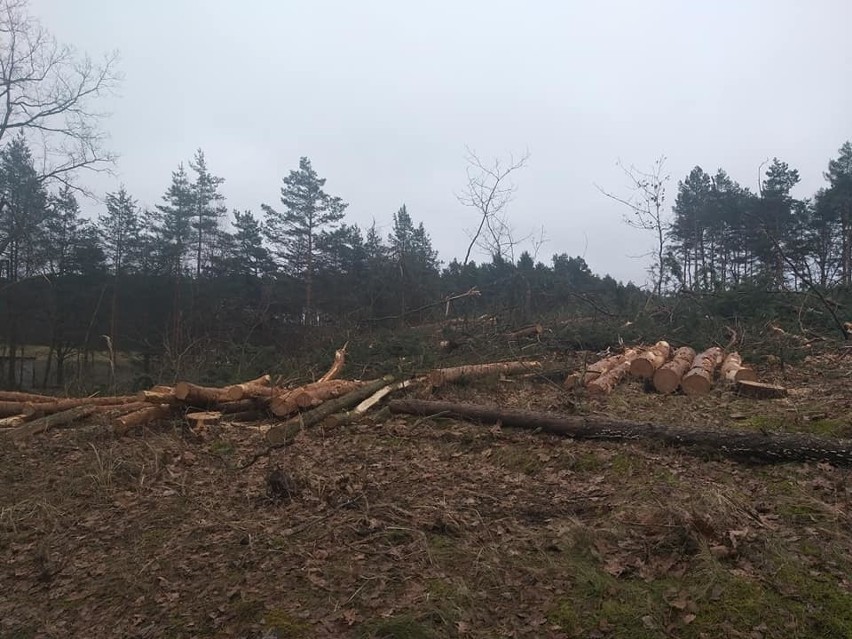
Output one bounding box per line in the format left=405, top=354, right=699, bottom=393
left=566, top=341, right=785, bottom=398
left=0, top=349, right=543, bottom=441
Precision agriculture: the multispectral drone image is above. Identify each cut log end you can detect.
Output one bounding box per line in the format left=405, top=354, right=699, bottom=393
left=186, top=411, right=222, bottom=430
left=736, top=380, right=788, bottom=399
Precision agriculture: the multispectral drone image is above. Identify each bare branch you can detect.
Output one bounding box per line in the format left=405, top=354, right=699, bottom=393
left=457, top=147, right=530, bottom=265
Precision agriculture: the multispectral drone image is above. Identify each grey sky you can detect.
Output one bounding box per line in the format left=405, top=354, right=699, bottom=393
left=30, top=0, right=852, bottom=284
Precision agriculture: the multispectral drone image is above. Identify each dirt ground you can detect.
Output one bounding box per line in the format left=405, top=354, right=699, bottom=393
left=1, top=350, right=851, bottom=638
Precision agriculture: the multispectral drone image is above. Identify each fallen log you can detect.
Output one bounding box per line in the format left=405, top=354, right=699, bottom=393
left=174, top=382, right=232, bottom=405
left=736, top=380, right=788, bottom=399
left=266, top=376, right=393, bottom=445
left=388, top=399, right=852, bottom=466
left=565, top=350, right=636, bottom=388
left=0, top=391, right=57, bottom=403
left=222, top=382, right=275, bottom=401
left=681, top=347, right=724, bottom=396
left=218, top=399, right=262, bottom=414
left=587, top=350, right=641, bottom=395
left=429, top=361, right=541, bottom=388
left=653, top=346, right=696, bottom=394
left=137, top=388, right=178, bottom=404
left=0, top=401, right=32, bottom=418
left=225, top=408, right=268, bottom=423
left=114, top=404, right=173, bottom=435
left=630, top=341, right=671, bottom=379
left=23, top=396, right=139, bottom=418
left=720, top=352, right=758, bottom=383
left=221, top=374, right=273, bottom=401
left=269, top=379, right=364, bottom=417
left=6, top=406, right=99, bottom=440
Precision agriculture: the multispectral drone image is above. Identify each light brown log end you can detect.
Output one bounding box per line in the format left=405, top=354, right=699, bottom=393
left=736, top=380, right=787, bottom=399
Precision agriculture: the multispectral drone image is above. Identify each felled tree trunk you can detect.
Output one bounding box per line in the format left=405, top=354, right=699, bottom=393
left=565, top=350, right=637, bottom=388
left=269, top=379, right=364, bottom=417
left=681, top=347, right=724, bottom=396
left=587, top=350, right=640, bottom=395
left=720, top=352, right=757, bottom=383
left=174, top=382, right=232, bottom=405
left=429, top=361, right=541, bottom=388
left=6, top=406, right=99, bottom=440
left=222, top=383, right=275, bottom=401
left=388, top=399, right=852, bottom=466
left=0, top=401, right=31, bottom=418
left=137, top=388, right=178, bottom=404
left=630, top=341, right=671, bottom=379
left=114, top=404, right=173, bottom=435
left=266, top=376, right=393, bottom=445
left=23, top=396, right=139, bottom=418
left=0, top=391, right=56, bottom=403
left=653, top=346, right=697, bottom=394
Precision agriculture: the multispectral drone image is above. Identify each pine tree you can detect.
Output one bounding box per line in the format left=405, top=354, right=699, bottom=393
left=387, top=205, right=439, bottom=317
left=189, top=149, right=226, bottom=277
left=824, top=141, right=852, bottom=285
left=219, top=210, right=275, bottom=278
left=101, top=186, right=141, bottom=277
left=156, top=164, right=195, bottom=276
left=262, top=157, right=347, bottom=322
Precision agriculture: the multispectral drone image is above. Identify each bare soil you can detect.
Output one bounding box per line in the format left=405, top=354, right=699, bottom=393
left=1, top=350, right=851, bottom=638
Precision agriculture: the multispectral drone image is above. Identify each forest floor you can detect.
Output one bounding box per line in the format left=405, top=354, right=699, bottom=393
left=1, top=348, right=852, bottom=638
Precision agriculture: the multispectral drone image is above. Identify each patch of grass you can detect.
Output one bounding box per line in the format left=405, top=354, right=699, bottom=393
left=548, top=547, right=852, bottom=639
left=209, top=439, right=235, bottom=457
left=357, top=614, right=439, bottom=639
left=231, top=597, right=265, bottom=624
left=562, top=451, right=607, bottom=473
left=262, top=608, right=311, bottom=637
left=492, top=446, right=543, bottom=475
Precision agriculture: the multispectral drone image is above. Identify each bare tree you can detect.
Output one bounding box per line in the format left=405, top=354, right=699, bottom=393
left=597, top=156, right=670, bottom=295
left=0, top=0, right=119, bottom=253
left=457, top=148, right=529, bottom=265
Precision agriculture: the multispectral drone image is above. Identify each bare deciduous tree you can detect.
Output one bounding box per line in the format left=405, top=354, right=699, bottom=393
left=597, top=156, right=670, bottom=296
left=0, top=0, right=120, bottom=253
left=457, top=148, right=529, bottom=265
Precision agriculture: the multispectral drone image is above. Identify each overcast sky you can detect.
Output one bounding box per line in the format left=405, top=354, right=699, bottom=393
left=30, top=0, right=852, bottom=284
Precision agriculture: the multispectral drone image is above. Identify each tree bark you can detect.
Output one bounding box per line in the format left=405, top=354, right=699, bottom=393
left=720, top=352, right=757, bottom=383
left=587, top=350, right=640, bottom=395
left=429, top=361, right=540, bottom=388
left=388, top=399, right=852, bottom=466
left=174, top=382, right=232, bottom=405
left=6, top=406, right=99, bottom=440
left=0, top=391, right=57, bottom=403
left=629, top=341, right=671, bottom=379
left=565, top=350, right=637, bottom=388
left=138, top=388, right=179, bottom=404
left=266, top=376, right=393, bottom=445
left=681, top=347, right=724, bottom=396
left=652, top=346, right=697, bottom=394
left=114, top=404, right=173, bottom=435
left=22, top=396, right=139, bottom=418
left=269, top=379, right=365, bottom=417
